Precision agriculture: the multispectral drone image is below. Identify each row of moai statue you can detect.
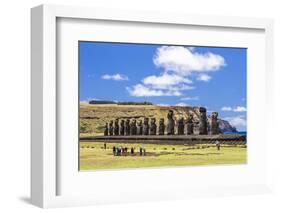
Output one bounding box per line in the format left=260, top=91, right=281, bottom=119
left=104, top=108, right=220, bottom=136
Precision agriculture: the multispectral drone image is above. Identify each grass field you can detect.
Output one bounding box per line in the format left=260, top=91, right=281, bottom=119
left=79, top=141, right=247, bottom=170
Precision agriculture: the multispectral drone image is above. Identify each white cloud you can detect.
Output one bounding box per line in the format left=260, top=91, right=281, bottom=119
left=221, top=106, right=247, bottom=112
left=156, top=103, right=170, bottom=106
left=127, top=46, right=226, bottom=97
left=196, top=74, right=211, bottom=82
left=176, top=102, right=189, bottom=107
left=153, top=46, right=226, bottom=76
left=101, top=74, right=128, bottom=81
left=127, top=73, right=194, bottom=97
left=233, top=106, right=247, bottom=112
left=180, top=96, right=199, bottom=101
left=126, top=84, right=182, bottom=97
left=221, top=106, right=232, bottom=111
left=224, top=115, right=247, bottom=128
left=143, top=73, right=192, bottom=89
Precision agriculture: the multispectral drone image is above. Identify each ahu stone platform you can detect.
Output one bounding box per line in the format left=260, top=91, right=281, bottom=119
left=80, top=134, right=246, bottom=145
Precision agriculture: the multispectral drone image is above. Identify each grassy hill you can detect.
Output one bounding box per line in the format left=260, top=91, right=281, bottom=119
left=80, top=103, right=236, bottom=136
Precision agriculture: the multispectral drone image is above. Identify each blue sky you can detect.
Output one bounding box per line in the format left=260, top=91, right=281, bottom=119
left=79, top=41, right=247, bottom=131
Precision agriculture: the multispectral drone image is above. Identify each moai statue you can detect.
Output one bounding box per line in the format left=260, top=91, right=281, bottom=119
left=186, top=114, right=194, bottom=135
left=177, top=117, right=184, bottom=135
left=210, top=112, right=219, bottom=135
left=136, top=120, right=143, bottom=135
left=104, top=122, right=109, bottom=136
left=149, top=118, right=157, bottom=135
left=199, top=107, right=208, bottom=135
left=125, top=119, right=130, bottom=135
left=130, top=119, right=137, bottom=135
left=167, top=110, right=175, bottom=135
left=114, top=119, right=119, bottom=136
left=119, top=119, right=125, bottom=135
left=143, top=117, right=149, bottom=135
left=158, top=118, right=165, bottom=135
left=109, top=120, right=114, bottom=136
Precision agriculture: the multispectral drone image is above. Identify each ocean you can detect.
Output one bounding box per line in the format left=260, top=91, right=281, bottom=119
left=224, top=131, right=247, bottom=137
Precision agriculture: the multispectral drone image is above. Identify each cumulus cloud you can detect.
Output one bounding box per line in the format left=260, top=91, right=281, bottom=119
left=221, top=106, right=233, bottom=111
left=142, top=73, right=192, bottom=89
left=127, top=73, right=194, bottom=97
left=126, top=84, right=182, bottom=97
left=221, top=106, right=247, bottom=112
left=156, top=103, right=170, bottom=106
left=196, top=74, right=211, bottom=82
left=233, top=106, right=247, bottom=112
left=224, top=115, right=247, bottom=129
left=175, top=102, right=189, bottom=107
left=101, top=74, right=128, bottom=81
left=127, top=46, right=226, bottom=97
left=153, top=46, right=225, bottom=76
left=180, top=96, right=199, bottom=101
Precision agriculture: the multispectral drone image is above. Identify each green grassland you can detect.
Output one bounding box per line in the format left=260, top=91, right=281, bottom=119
left=80, top=141, right=247, bottom=170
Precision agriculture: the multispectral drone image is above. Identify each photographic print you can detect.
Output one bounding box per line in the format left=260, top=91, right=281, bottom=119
left=79, top=42, right=247, bottom=171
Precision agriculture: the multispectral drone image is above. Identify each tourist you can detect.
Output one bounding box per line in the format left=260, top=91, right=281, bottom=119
left=120, top=147, right=124, bottom=155
left=130, top=147, right=134, bottom=156
left=215, top=140, right=221, bottom=150
left=124, top=147, right=128, bottom=156
left=113, top=146, right=116, bottom=155
left=119, top=147, right=122, bottom=156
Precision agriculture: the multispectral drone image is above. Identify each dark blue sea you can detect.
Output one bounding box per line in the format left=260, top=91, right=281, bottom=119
left=224, top=131, right=247, bottom=137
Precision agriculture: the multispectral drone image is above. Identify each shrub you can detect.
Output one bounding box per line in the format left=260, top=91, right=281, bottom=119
left=80, top=121, right=91, bottom=133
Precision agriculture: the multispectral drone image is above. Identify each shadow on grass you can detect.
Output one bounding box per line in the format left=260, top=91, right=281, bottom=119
left=106, top=151, right=222, bottom=157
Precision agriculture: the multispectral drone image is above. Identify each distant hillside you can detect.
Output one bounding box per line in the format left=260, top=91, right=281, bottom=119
left=80, top=103, right=237, bottom=136
left=88, top=100, right=153, bottom=105
left=88, top=100, right=116, bottom=104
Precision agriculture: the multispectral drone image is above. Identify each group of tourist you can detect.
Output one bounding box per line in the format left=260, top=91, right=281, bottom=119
left=112, top=146, right=146, bottom=156
left=104, top=108, right=220, bottom=136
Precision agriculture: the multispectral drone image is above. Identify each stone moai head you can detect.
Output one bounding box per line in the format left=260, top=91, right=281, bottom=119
left=199, top=107, right=207, bottom=116
left=109, top=120, right=113, bottom=126
left=105, top=122, right=108, bottom=127
left=159, top=118, right=164, bottom=125
left=114, top=119, right=119, bottom=125
left=120, top=119, right=125, bottom=125
left=167, top=110, right=174, bottom=119
left=211, top=112, right=218, bottom=120
left=137, top=120, right=142, bottom=126
left=132, top=119, right=136, bottom=125
left=144, top=117, right=149, bottom=125
left=187, top=114, right=193, bottom=122
left=178, top=117, right=184, bottom=123
left=126, top=119, right=130, bottom=125
left=150, top=118, right=156, bottom=125
left=199, top=107, right=206, bottom=113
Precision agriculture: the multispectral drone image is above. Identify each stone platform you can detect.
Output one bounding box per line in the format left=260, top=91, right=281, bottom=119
left=80, top=134, right=246, bottom=145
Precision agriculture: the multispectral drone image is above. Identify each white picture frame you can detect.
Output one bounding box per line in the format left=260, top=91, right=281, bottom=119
left=31, top=4, right=274, bottom=208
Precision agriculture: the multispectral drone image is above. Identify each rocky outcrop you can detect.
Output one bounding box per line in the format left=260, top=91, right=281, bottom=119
left=218, top=119, right=237, bottom=133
